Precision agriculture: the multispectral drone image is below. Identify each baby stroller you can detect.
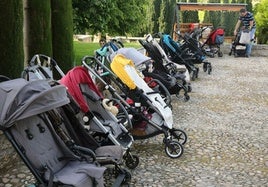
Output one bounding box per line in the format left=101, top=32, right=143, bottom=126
left=108, top=47, right=179, bottom=103
left=0, top=78, right=126, bottom=187
left=82, top=55, right=187, bottom=159
left=201, top=27, right=225, bottom=57
left=158, top=33, right=202, bottom=80
left=229, top=29, right=247, bottom=57
left=138, top=34, right=191, bottom=98
left=174, top=31, right=213, bottom=75
left=60, top=66, right=139, bottom=169
left=21, top=54, right=139, bottom=170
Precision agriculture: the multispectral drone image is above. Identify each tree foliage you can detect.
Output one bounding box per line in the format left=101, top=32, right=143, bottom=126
left=72, top=0, right=146, bottom=36
left=72, top=0, right=113, bottom=34
left=254, top=0, right=268, bottom=44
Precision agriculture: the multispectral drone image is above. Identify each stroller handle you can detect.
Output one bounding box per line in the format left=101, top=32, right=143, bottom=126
left=29, top=54, right=66, bottom=77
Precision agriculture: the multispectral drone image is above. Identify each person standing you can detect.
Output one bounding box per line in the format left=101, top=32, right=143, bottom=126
left=233, top=8, right=256, bottom=57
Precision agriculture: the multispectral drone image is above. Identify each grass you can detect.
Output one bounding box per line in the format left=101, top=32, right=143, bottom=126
left=73, top=41, right=142, bottom=65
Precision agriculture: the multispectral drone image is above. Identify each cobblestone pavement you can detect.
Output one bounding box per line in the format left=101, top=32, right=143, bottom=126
left=0, top=55, right=268, bottom=187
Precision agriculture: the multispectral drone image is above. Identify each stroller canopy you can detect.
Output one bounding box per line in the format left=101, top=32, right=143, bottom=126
left=0, top=78, right=70, bottom=130
left=60, top=66, right=103, bottom=113
left=110, top=54, right=139, bottom=90
left=110, top=47, right=151, bottom=67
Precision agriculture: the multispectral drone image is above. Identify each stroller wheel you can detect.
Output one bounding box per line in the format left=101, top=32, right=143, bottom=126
left=203, top=63, right=208, bottom=72
left=164, top=140, right=183, bottom=158
left=125, top=154, right=139, bottom=169
left=187, top=84, right=192, bottom=92
left=184, top=94, right=190, bottom=102
left=122, top=169, right=132, bottom=184
left=170, top=128, right=187, bottom=145
left=208, top=64, right=212, bottom=75
left=218, top=51, right=223, bottom=57
left=114, top=167, right=132, bottom=185
left=195, top=67, right=199, bottom=78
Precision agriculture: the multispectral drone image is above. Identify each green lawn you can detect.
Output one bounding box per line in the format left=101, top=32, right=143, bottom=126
left=73, top=41, right=142, bottom=65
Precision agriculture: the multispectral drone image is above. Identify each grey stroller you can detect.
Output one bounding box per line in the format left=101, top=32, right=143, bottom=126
left=0, top=78, right=111, bottom=187
left=21, top=54, right=139, bottom=170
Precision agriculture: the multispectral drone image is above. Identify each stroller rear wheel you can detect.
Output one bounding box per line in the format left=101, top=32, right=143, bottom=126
left=170, top=129, right=187, bottom=145
left=207, top=64, right=212, bottom=75
left=203, top=63, right=208, bottom=72
left=218, top=51, right=223, bottom=57
left=164, top=140, right=183, bottom=158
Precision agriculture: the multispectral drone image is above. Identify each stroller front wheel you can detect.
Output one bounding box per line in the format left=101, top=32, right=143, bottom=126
left=125, top=154, right=139, bottom=169
left=164, top=140, right=184, bottom=158
left=170, top=129, right=187, bottom=145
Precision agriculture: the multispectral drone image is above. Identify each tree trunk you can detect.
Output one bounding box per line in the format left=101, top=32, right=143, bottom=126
left=0, top=0, right=24, bottom=78
left=24, top=0, right=52, bottom=63
left=51, top=0, right=74, bottom=79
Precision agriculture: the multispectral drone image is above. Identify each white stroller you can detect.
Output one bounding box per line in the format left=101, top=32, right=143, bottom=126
left=82, top=55, right=187, bottom=158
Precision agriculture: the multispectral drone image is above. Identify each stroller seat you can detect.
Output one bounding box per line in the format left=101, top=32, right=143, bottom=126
left=0, top=78, right=106, bottom=187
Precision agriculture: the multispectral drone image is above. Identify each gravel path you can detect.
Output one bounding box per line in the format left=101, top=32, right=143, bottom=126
left=0, top=55, right=267, bottom=187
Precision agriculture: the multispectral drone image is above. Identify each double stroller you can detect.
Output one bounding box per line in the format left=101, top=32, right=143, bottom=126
left=0, top=78, right=130, bottom=187
left=82, top=55, right=187, bottom=158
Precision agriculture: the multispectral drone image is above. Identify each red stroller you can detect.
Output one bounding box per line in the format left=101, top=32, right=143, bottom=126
left=201, top=28, right=225, bottom=57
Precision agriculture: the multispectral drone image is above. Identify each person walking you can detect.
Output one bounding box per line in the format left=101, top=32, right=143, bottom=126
left=233, top=8, right=256, bottom=58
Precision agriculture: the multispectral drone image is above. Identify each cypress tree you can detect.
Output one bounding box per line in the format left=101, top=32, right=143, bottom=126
left=25, top=0, right=52, bottom=62
left=152, top=0, right=162, bottom=33
left=159, top=0, right=177, bottom=34
left=51, top=0, right=74, bottom=77
left=0, top=0, right=24, bottom=78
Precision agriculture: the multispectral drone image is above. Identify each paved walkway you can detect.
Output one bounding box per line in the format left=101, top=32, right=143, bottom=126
left=0, top=55, right=267, bottom=186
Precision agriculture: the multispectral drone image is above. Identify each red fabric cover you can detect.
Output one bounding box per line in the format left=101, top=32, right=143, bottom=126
left=207, top=28, right=224, bottom=44
left=60, top=66, right=103, bottom=113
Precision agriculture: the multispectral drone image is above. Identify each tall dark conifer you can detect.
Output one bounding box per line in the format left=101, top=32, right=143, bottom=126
left=25, top=0, right=52, bottom=62
left=0, top=0, right=24, bottom=78
left=51, top=0, right=74, bottom=77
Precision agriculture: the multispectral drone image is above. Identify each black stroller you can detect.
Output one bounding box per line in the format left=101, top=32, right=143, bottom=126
left=175, top=32, right=213, bottom=74
left=0, top=78, right=130, bottom=187
left=138, top=36, right=191, bottom=100
left=159, top=34, right=199, bottom=80
left=229, top=29, right=247, bottom=57
left=82, top=55, right=187, bottom=159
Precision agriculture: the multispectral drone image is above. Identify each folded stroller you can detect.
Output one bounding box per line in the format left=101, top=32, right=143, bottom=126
left=82, top=55, right=187, bottom=159
left=21, top=54, right=139, bottom=170
left=201, top=27, right=225, bottom=58
left=0, top=78, right=109, bottom=187
left=229, top=29, right=247, bottom=57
